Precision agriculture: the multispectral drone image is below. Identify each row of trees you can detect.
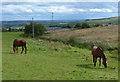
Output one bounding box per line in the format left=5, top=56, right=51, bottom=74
left=62, top=23, right=103, bottom=29
left=24, top=23, right=91, bottom=37
left=74, top=22, right=91, bottom=28
left=24, top=22, right=103, bottom=37
left=62, top=23, right=90, bottom=29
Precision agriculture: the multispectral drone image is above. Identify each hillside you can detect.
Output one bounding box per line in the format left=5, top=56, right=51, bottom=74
left=86, top=17, right=118, bottom=25
left=68, top=17, right=118, bottom=27
left=41, top=25, right=118, bottom=50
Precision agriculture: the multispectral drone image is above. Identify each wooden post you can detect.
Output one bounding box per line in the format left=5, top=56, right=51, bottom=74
left=32, top=18, right=34, bottom=38
left=52, top=12, right=54, bottom=32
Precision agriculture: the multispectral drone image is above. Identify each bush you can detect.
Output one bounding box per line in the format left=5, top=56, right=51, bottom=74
left=68, top=36, right=77, bottom=46
left=68, top=25, right=72, bottom=28
left=24, top=23, right=46, bottom=37
left=74, top=23, right=81, bottom=28
left=81, top=23, right=90, bottom=28
left=62, top=25, right=72, bottom=28
left=93, top=24, right=103, bottom=27
left=8, top=28, right=11, bottom=32
left=2, top=28, right=7, bottom=32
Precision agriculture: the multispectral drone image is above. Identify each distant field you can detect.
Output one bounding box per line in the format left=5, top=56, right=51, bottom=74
left=10, top=26, right=24, bottom=29
left=2, top=26, right=24, bottom=31
left=2, top=32, right=118, bottom=80
left=85, top=17, right=118, bottom=24
left=69, top=17, right=118, bottom=25
left=41, top=25, right=118, bottom=49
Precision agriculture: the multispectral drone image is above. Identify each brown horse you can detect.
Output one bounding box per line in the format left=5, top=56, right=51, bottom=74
left=91, top=46, right=107, bottom=68
left=13, top=39, right=27, bottom=54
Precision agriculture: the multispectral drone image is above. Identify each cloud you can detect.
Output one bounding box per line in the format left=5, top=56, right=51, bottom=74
left=2, top=3, right=114, bottom=14
left=2, top=4, right=88, bottom=13
left=25, top=9, right=33, bottom=13
left=2, top=2, right=117, bottom=21
left=2, top=2, right=115, bottom=14
left=2, top=4, right=33, bottom=13
left=77, top=9, right=87, bottom=12
left=45, top=6, right=75, bottom=13
left=34, top=5, right=88, bottom=13
left=89, top=8, right=112, bottom=12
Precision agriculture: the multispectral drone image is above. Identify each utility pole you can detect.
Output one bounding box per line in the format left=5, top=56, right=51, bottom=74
left=32, top=18, right=34, bottom=38
left=52, top=12, right=54, bottom=25
left=52, top=12, right=54, bottom=31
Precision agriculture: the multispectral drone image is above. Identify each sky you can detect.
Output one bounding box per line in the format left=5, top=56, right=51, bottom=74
left=1, top=1, right=118, bottom=21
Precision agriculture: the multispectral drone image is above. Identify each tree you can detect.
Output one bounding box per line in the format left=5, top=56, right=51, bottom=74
left=24, top=23, right=46, bottom=37
left=74, top=23, right=81, bottom=28
left=81, top=22, right=90, bottom=28
left=8, top=28, right=11, bottom=32
left=62, top=25, right=72, bottom=28
left=67, top=25, right=72, bottom=28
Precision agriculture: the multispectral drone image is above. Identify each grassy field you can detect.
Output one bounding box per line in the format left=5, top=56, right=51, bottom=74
left=2, top=32, right=118, bottom=80
left=0, top=31, right=2, bottom=81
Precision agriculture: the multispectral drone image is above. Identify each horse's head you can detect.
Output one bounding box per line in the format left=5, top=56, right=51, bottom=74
left=103, top=58, right=107, bottom=68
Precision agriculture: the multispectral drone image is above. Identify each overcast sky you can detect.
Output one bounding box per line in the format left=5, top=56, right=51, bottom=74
left=1, top=2, right=118, bottom=21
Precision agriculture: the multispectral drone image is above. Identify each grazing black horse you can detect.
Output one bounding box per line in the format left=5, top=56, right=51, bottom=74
left=91, top=46, right=107, bottom=68
left=13, top=39, right=27, bottom=54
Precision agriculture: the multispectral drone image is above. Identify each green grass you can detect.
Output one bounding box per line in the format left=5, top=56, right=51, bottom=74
left=2, top=32, right=118, bottom=80
left=0, top=31, right=2, bottom=81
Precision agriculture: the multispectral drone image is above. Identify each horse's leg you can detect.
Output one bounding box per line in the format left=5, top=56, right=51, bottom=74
left=16, top=47, right=18, bottom=53
left=93, top=56, right=97, bottom=67
left=24, top=46, right=27, bottom=54
left=93, top=55, right=95, bottom=62
left=13, top=47, right=16, bottom=53
left=21, top=46, right=24, bottom=54
left=99, top=57, right=101, bottom=66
